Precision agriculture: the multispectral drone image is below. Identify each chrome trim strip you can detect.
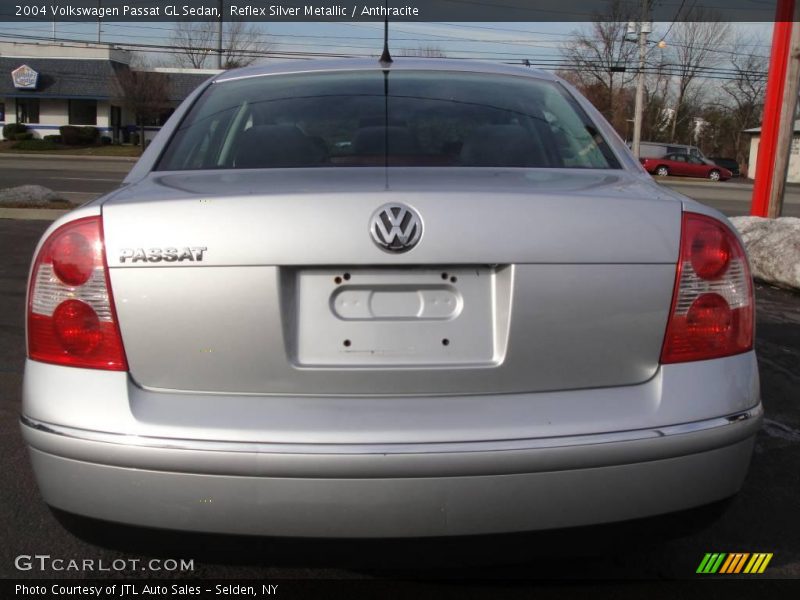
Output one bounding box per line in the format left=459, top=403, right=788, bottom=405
left=20, top=404, right=763, bottom=456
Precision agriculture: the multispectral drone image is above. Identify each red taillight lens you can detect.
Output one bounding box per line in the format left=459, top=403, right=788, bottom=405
left=27, top=216, right=128, bottom=370
left=660, top=212, right=754, bottom=364
left=51, top=230, right=96, bottom=286
left=689, top=222, right=731, bottom=279
left=53, top=299, right=103, bottom=354
left=684, top=292, right=735, bottom=357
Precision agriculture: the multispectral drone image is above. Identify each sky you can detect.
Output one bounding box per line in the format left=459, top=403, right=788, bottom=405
left=0, top=20, right=773, bottom=70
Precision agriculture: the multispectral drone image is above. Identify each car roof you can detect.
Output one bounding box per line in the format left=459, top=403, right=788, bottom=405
left=213, top=58, right=559, bottom=84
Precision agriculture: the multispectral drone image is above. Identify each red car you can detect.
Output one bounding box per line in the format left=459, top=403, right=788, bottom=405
left=641, top=153, right=732, bottom=181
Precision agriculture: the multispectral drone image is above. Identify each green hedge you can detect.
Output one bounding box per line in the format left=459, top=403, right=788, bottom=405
left=14, top=132, right=34, bottom=141
left=59, top=125, right=99, bottom=145
left=2, top=122, right=27, bottom=140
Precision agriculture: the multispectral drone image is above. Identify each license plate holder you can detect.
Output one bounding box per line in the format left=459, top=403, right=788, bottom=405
left=291, top=267, right=498, bottom=367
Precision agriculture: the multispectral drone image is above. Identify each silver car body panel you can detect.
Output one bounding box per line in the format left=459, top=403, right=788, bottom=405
left=23, top=59, right=760, bottom=537
left=26, top=439, right=756, bottom=537
left=22, top=351, right=760, bottom=537
left=107, top=169, right=678, bottom=266
left=23, top=352, right=758, bottom=445
left=102, top=169, right=680, bottom=395
left=22, top=407, right=761, bottom=465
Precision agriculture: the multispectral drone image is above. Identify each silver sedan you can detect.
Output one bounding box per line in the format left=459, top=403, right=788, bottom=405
left=22, top=59, right=760, bottom=537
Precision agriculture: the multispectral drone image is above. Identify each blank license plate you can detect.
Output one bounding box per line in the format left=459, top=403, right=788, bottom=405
left=291, top=267, right=498, bottom=367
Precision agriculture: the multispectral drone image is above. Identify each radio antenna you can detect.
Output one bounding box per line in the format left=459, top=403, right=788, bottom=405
left=379, top=12, right=393, bottom=64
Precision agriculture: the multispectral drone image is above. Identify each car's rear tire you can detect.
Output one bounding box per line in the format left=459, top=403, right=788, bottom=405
left=709, top=169, right=721, bottom=181
left=655, top=166, right=669, bottom=177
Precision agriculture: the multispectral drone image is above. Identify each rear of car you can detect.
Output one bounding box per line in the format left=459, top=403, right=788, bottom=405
left=709, top=157, right=741, bottom=177
left=21, top=61, right=761, bottom=538
left=640, top=156, right=663, bottom=174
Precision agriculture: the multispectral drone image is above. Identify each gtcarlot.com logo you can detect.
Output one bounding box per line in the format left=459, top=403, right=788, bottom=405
left=14, top=554, right=194, bottom=572
left=696, top=552, right=773, bottom=574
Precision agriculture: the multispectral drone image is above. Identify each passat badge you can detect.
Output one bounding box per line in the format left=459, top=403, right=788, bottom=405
left=119, top=247, right=206, bottom=263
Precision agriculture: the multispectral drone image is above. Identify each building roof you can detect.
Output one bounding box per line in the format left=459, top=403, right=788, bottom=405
left=1, top=56, right=212, bottom=103
left=0, top=57, right=127, bottom=99
left=744, top=119, right=800, bottom=134
left=162, top=71, right=214, bottom=103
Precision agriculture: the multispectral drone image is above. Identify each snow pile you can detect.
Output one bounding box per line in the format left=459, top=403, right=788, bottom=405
left=729, top=216, right=800, bottom=291
left=0, top=185, right=62, bottom=206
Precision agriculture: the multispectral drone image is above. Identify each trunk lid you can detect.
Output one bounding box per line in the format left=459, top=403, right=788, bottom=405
left=104, top=168, right=680, bottom=395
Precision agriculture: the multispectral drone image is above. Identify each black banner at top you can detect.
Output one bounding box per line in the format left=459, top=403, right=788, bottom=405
left=0, top=0, right=784, bottom=23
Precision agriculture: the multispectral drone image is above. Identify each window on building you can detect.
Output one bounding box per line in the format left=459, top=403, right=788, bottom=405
left=16, top=98, right=40, bottom=124
left=69, top=99, right=97, bottom=125
left=139, top=108, right=175, bottom=127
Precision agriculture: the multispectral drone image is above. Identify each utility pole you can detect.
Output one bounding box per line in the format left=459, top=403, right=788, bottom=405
left=752, top=0, right=800, bottom=217
left=217, top=0, right=224, bottom=69
left=768, top=16, right=800, bottom=218
left=631, top=0, right=649, bottom=158
left=97, top=1, right=101, bottom=43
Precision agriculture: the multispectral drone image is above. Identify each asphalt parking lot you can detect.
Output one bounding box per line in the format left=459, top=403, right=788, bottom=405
left=0, top=217, right=799, bottom=588
left=0, top=155, right=132, bottom=205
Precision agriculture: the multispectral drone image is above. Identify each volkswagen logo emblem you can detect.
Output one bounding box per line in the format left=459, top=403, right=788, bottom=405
left=369, top=203, right=423, bottom=253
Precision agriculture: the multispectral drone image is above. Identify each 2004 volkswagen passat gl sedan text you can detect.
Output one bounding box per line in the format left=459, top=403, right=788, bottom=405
left=21, top=60, right=761, bottom=537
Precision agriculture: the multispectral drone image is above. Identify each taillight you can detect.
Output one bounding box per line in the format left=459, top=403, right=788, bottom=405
left=27, top=216, right=127, bottom=370
left=660, top=212, right=754, bottom=363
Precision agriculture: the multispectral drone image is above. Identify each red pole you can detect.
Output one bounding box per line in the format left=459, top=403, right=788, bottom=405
left=751, top=0, right=795, bottom=216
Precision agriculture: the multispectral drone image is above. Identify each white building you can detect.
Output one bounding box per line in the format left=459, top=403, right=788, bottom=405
left=0, top=41, right=218, bottom=143
left=745, top=120, right=800, bottom=183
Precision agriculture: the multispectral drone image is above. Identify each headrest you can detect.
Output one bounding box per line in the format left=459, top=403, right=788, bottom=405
left=460, top=124, right=547, bottom=167
left=352, top=126, right=418, bottom=156
left=234, top=124, right=327, bottom=168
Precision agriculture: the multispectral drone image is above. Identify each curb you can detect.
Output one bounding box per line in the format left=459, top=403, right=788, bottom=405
left=0, top=153, right=138, bottom=162
left=0, top=208, right=70, bottom=221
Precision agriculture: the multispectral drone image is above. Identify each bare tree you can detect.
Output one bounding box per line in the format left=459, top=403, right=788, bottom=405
left=721, top=42, right=768, bottom=168
left=222, top=21, right=272, bottom=68
left=115, top=68, right=171, bottom=150
left=639, top=54, right=674, bottom=142
left=169, top=20, right=216, bottom=68
left=400, top=45, right=447, bottom=58
left=169, top=20, right=271, bottom=69
left=667, top=12, right=730, bottom=141
left=560, top=0, right=638, bottom=133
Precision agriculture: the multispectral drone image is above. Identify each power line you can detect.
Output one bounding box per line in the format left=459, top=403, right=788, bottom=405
left=0, top=26, right=566, bottom=56
left=2, top=19, right=770, bottom=60
left=0, top=30, right=767, bottom=82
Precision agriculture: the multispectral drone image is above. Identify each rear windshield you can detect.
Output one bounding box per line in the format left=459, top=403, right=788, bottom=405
left=156, top=70, right=620, bottom=171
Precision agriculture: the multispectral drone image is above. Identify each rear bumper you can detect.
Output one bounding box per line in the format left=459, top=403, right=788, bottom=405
left=21, top=350, right=762, bottom=537
left=21, top=405, right=762, bottom=537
